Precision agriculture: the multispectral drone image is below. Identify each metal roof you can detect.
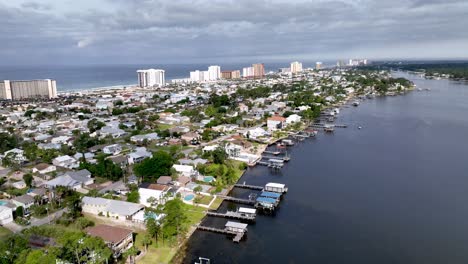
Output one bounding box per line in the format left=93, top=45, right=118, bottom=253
left=225, top=221, right=248, bottom=229
left=265, top=182, right=286, bottom=188
left=256, top=197, right=277, bottom=204
left=261, top=191, right=281, bottom=198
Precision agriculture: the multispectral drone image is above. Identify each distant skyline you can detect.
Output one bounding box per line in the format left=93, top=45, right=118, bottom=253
left=1, top=0, right=468, bottom=65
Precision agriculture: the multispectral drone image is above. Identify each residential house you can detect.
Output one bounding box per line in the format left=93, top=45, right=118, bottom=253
left=127, top=147, right=152, bottom=165
left=138, top=183, right=171, bottom=207
left=130, top=133, right=159, bottom=144
left=82, top=196, right=144, bottom=222
left=45, top=169, right=94, bottom=190
left=12, top=194, right=35, bottom=210
left=181, top=132, right=200, bottom=144
left=156, top=176, right=172, bottom=185
left=267, top=115, right=286, bottom=131
left=0, top=206, right=13, bottom=225
left=32, top=163, right=57, bottom=174
left=99, top=126, right=126, bottom=139
left=286, top=114, right=302, bottom=124
left=172, top=164, right=197, bottom=177
left=3, top=148, right=27, bottom=163
left=103, top=144, right=122, bottom=155
left=86, top=225, right=133, bottom=258
left=52, top=155, right=79, bottom=169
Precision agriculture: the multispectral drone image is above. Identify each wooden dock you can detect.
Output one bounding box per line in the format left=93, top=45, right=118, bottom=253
left=263, top=150, right=281, bottom=155
left=218, top=195, right=256, bottom=205
left=196, top=225, right=246, bottom=243
left=261, top=155, right=290, bottom=161
left=206, top=211, right=256, bottom=222
left=234, top=183, right=263, bottom=190
left=310, top=123, right=348, bottom=128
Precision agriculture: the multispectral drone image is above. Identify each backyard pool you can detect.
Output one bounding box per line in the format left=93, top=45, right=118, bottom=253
left=184, top=194, right=195, bottom=201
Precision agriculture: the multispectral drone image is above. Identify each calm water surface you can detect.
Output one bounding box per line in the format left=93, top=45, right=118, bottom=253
left=182, top=72, right=468, bottom=264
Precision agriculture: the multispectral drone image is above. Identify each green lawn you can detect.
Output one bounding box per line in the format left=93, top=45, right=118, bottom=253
left=137, top=204, right=206, bottom=264
left=0, top=227, right=12, bottom=240
left=209, top=197, right=223, bottom=210
left=195, top=195, right=213, bottom=205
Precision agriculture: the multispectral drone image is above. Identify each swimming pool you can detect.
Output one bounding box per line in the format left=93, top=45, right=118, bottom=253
left=0, top=201, right=7, bottom=206
left=203, top=176, right=215, bottom=183
left=184, top=194, right=195, bottom=201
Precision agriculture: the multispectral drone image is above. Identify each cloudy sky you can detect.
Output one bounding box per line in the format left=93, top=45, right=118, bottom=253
left=1, top=0, right=468, bottom=65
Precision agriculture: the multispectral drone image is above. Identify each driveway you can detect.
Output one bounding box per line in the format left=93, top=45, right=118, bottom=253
left=3, top=208, right=68, bottom=233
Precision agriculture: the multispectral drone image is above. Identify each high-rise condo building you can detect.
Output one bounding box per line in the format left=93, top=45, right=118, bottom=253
left=242, top=67, right=254, bottom=78
left=253, top=63, right=265, bottom=78
left=137, top=69, right=165, bottom=88
left=0, top=79, right=57, bottom=100
left=221, top=70, right=241, bottom=79
left=208, top=65, right=221, bottom=81
left=290, top=61, right=303, bottom=73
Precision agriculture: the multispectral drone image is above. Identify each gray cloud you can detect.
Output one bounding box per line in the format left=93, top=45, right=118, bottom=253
left=0, top=0, right=467, bottom=65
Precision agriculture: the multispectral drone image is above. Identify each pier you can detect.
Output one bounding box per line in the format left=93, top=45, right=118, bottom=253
left=263, top=150, right=281, bottom=155
left=261, top=155, right=290, bottom=161
left=206, top=211, right=256, bottom=222
left=257, top=160, right=284, bottom=169
left=197, top=221, right=248, bottom=243
left=310, top=123, right=348, bottom=128
left=234, top=183, right=264, bottom=190
left=218, top=195, right=256, bottom=205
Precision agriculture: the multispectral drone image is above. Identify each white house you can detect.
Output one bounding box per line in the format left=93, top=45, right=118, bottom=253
left=51, top=136, right=72, bottom=145
left=33, top=163, right=57, bottom=174
left=130, top=133, right=159, bottom=144
left=138, top=183, right=171, bottom=207
left=172, top=164, right=197, bottom=177
left=52, top=155, right=79, bottom=169
left=267, top=115, right=286, bottom=131
left=286, top=114, right=302, bottom=124
left=82, top=196, right=145, bottom=223
left=244, top=127, right=269, bottom=139
left=0, top=206, right=13, bottom=225
left=3, top=148, right=27, bottom=163
left=103, top=144, right=122, bottom=155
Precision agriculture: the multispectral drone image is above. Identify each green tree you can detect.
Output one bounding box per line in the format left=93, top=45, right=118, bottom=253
left=87, top=118, right=106, bottom=133
left=161, top=198, right=188, bottom=241
left=141, top=234, right=152, bottom=252
left=127, top=189, right=140, bottom=203
left=23, top=173, right=33, bottom=188
left=15, top=206, right=24, bottom=218
left=146, top=217, right=160, bottom=244
left=212, top=147, right=227, bottom=164
left=133, top=151, right=174, bottom=182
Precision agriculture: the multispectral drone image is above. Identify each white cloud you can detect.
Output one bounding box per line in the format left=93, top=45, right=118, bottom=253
left=77, top=37, right=94, bottom=48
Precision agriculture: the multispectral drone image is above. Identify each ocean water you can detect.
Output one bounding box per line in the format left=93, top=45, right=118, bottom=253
left=0, top=61, right=332, bottom=92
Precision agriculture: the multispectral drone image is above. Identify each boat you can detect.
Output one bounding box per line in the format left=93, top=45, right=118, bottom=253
left=324, top=125, right=335, bottom=132
left=352, top=101, right=360, bottom=106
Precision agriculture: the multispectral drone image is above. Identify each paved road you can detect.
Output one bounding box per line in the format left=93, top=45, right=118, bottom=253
left=3, top=208, right=68, bottom=233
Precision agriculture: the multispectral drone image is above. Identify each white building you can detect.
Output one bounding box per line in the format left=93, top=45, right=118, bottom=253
left=290, top=61, right=303, bottom=73
left=286, top=114, right=302, bottom=124
left=0, top=79, right=57, bottom=100
left=208, top=65, right=221, bottom=81
left=137, top=69, right=165, bottom=88
left=82, top=196, right=145, bottom=223
left=242, top=67, right=254, bottom=78
left=52, top=155, right=79, bottom=169
left=138, top=183, right=171, bottom=207
left=0, top=206, right=13, bottom=225
left=267, top=116, right=286, bottom=131
left=172, top=164, right=197, bottom=177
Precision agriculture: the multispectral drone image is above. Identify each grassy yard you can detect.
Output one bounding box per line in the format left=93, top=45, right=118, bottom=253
left=209, top=197, right=223, bottom=210
left=0, top=227, right=12, bottom=240
left=137, top=204, right=206, bottom=264
left=195, top=195, right=213, bottom=205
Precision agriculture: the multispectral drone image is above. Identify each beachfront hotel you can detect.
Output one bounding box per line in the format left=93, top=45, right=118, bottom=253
left=0, top=79, right=58, bottom=100
left=137, top=69, right=165, bottom=88
left=243, top=63, right=265, bottom=78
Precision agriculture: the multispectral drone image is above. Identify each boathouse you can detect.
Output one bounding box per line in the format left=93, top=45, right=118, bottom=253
left=265, top=183, right=288, bottom=193
left=225, top=221, right=248, bottom=233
